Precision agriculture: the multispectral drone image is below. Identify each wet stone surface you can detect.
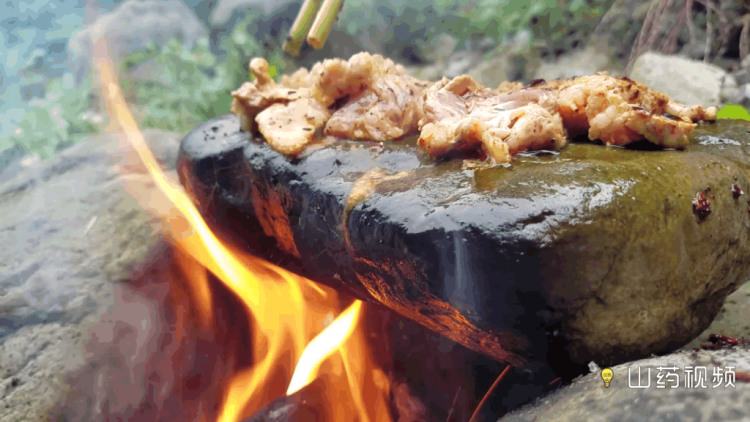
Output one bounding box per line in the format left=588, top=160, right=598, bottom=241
left=0, top=130, right=180, bottom=422
left=179, top=114, right=750, bottom=379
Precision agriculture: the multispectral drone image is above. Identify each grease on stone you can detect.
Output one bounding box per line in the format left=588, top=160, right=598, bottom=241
left=732, top=183, right=744, bottom=199
left=692, top=191, right=711, bottom=221
left=341, top=168, right=413, bottom=252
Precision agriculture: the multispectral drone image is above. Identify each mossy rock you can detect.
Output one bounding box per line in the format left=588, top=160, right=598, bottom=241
left=178, top=114, right=750, bottom=379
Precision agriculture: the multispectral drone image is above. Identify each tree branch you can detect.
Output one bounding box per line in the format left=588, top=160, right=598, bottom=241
left=704, top=0, right=713, bottom=62
left=661, top=6, right=687, bottom=55
left=627, top=0, right=659, bottom=73
left=686, top=0, right=696, bottom=51
left=643, top=0, right=674, bottom=53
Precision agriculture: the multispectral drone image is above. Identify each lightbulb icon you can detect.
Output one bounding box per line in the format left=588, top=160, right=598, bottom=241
left=601, top=368, right=614, bottom=387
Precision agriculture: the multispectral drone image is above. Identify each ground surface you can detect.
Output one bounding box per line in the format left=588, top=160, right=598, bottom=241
left=685, top=281, right=750, bottom=350
left=0, top=130, right=180, bottom=422
left=500, top=346, right=750, bottom=422
left=1, top=129, right=749, bottom=421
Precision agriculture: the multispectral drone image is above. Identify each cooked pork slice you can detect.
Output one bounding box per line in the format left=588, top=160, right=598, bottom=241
left=231, top=58, right=310, bottom=132
left=232, top=54, right=718, bottom=162
left=280, top=67, right=314, bottom=90
left=280, top=53, right=430, bottom=141
left=255, top=97, right=330, bottom=157
left=496, top=81, right=524, bottom=94
left=664, top=101, right=718, bottom=122
left=323, top=73, right=428, bottom=140
left=474, top=102, right=566, bottom=155
left=417, top=75, right=567, bottom=163
left=281, top=53, right=395, bottom=107
left=419, top=76, right=479, bottom=123
left=583, top=91, right=696, bottom=148
left=321, top=53, right=430, bottom=141
left=537, top=74, right=718, bottom=147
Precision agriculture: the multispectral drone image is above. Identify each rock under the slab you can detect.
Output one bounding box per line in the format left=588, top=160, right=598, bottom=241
left=629, top=52, right=738, bottom=107
left=683, top=281, right=750, bottom=351
left=499, top=345, right=750, bottom=422
left=0, top=130, right=181, bottom=422
left=179, top=114, right=750, bottom=378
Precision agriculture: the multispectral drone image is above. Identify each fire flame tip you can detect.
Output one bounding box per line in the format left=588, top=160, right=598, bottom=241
left=95, top=38, right=391, bottom=422
left=286, top=300, right=363, bottom=397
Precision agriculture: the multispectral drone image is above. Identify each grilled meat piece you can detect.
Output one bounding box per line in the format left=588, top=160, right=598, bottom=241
left=231, top=56, right=718, bottom=162
left=535, top=73, right=718, bottom=148
left=255, top=97, right=330, bottom=158
left=417, top=75, right=566, bottom=163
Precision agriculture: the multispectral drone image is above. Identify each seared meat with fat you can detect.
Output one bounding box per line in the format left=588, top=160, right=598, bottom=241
left=231, top=55, right=719, bottom=162
left=255, top=97, right=330, bottom=157
left=417, top=75, right=567, bottom=163
left=321, top=54, right=430, bottom=141
left=231, top=58, right=309, bottom=134
left=232, top=54, right=431, bottom=156
left=535, top=73, right=718, bottom=148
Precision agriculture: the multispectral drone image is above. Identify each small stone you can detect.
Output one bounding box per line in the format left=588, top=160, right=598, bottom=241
left=630, top=52, right=730, bottom=107
left=692, top=191, right=712, bottom=221
left=732, top=183, right=744, bottom=198
left=0, top=128, right=180, bottom=420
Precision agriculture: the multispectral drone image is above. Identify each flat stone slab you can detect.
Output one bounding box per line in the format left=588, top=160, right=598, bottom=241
left=178, top=114, right=750, bottom=380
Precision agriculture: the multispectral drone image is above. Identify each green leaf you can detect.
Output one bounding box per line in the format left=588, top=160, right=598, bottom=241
left=0, top=136, right=13, bottom=152
left=568, top=0, right=587, bottom=12
left=548, top=8, right=564, bottom=28
left=717, top=104, right=750, bottom=121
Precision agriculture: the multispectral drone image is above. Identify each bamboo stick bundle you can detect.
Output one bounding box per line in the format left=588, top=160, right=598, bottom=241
left=307, top=0, right=345, bottom=49
left=283, top=0, right=345, bottom=56
left=283, top=0, right=323, bottom=56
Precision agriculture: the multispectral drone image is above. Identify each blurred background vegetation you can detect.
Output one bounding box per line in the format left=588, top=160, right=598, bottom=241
left=1, top=0, right=748, bottom=165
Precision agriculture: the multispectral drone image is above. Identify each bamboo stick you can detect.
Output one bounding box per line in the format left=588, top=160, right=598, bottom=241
left=307, top=0, right=344, bottom=49
left=283, top=0, right=322, bottom=57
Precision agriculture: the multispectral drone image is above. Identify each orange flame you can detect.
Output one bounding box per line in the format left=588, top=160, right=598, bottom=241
left=287, top=300, right=363, bottom=397
left=91, top=33, right=392, bottom=422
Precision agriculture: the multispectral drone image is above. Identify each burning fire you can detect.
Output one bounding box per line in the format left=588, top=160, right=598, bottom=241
left=91, top=33, right=392, bottom=421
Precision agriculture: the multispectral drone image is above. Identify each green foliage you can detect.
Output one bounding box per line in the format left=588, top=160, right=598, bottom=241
left=339, top=0, right=613, bottom=55
left=5, top=0, right=615, bottom=160
left=120, top=37, right=236, bottom=133
left=457, top=0, right=611, bottom=51
left=6, top=73, right=98, bottom=159
left=717, top=104, right=750, bottom=121
left=5, top=13, right=285, bottom=160
left=120, top=15, right=285, bottom=134
left=528, top=0, right=610, bottom=52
